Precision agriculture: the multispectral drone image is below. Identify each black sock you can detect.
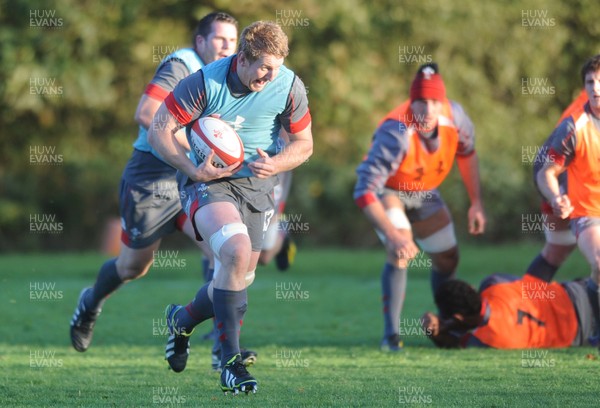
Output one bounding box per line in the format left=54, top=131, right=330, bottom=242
left=586, top=279, right=600, bottom=334
left=173, top=282, right=214, bottom=333
left=526, top=254, right=558, bottom=282
left=213, top=288, right=247, bottom=367
left=84, top=258, right=122, bottom=312
left=204, top=268, right=219, bottom=346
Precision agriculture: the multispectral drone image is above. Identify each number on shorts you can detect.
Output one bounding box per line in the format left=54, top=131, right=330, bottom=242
left=263, top=209, right=275, bottom=232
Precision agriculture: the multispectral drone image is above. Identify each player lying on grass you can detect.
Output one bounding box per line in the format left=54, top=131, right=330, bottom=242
left=421, top=273, right=596, bottom=348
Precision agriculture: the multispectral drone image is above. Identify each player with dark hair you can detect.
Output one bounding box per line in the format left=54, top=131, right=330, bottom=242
left=354, top=63, right=486, bottom=351
left=536, top=54, right=600, bottom=348
left=524, top=90, right=589, bottom=283
left=422, top=274, right=595, bottom=349
left=149, top=21, right=312, bottom=394
left=69, top=13, right=255, bottom=368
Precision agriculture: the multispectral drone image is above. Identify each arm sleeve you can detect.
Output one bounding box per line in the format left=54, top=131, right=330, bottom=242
left=279, top=75, right=311, bottom=134
left=450, top=100, right=476, bottom=157
left=478, top=273, right=519, bottom=292
left=144, top=60, right=190, bottom=102
left=353, top=120, right=409, bottom=208
left=461, top=333, right=490, bottom=348
left=547, top=118, right=577, bottom=167
left=164, top=70, right=208, bottom=126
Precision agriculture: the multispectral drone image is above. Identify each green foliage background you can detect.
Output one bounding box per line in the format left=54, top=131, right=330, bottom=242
left=1, top=0, right=599, bottom=250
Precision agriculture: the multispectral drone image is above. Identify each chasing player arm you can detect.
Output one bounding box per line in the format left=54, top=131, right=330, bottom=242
left=135, top=60, right=191, bottom=148
left=536, top=121, right=576, bottom=219
left=452, top=101, right=486, bottom=234
left=135, top=95, right=162, bottom=129
left=148, top=72, right=240, bottom=182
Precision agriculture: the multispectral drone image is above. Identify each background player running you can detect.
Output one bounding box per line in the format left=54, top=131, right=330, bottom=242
left=524, top=91, right=589, bottom=282
left=69, top=14, right=256, bottom=369
left=536, top=54, right=600, bottom=351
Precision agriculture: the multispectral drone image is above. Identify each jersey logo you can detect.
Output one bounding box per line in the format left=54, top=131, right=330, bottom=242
left=226, top=115, right=246, bottom=131
left=436, top=160, right=444, bottom=175
left=414, top=167, right=424, bottom=181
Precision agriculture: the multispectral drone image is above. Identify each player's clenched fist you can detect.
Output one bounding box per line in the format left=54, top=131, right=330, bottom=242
left=550, top=194, right=574, bottom=219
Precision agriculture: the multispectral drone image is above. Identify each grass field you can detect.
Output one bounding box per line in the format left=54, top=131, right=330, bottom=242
left=1, top=243, right=599, bottom=407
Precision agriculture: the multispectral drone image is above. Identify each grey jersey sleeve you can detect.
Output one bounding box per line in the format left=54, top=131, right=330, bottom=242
left=165, top=70, right=208, bottom=126
left=449, top=100, right=476, bottom=156
left=279, top=75, right=311, bottom=134
left=151, top=59, right=191, bottom=93
left=547, top=117, right=577, bottom=167
left=353, top=119, right=409, bottom=205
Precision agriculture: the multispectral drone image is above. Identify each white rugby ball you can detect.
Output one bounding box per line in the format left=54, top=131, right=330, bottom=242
left=190, top=117, right=244, bottom=168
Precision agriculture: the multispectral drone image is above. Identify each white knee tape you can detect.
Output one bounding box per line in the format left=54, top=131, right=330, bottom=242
left=415, top=223, right=457, bottom=253
left=386, top=207, right=411, bottom=230
left=245, top=270, right=256, bottom=287
left=545, top=229, right=577, bottom=246
left=209, top=223, right=248, bottom=258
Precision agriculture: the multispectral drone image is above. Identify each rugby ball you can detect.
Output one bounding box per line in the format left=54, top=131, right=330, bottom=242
left=190, top=117, right=244, bottom=168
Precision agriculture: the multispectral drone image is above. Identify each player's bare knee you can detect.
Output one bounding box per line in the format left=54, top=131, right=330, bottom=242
left=541, top=243, right=575, bottom=266
left=431, top=246, right=459, bottom=273
left=220, top=242, right=252, bottom=273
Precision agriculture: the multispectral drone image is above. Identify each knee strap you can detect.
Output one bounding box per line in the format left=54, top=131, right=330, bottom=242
left=209, top=223, right=248, bottom=258
left=544, top=229, right=577, bottom=246
left=245, top=270, right=256, bottom=287
left=416, top=223, right=457, bottom=253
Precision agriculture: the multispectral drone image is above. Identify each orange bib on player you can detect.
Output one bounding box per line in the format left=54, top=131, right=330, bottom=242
left=566, top=104, right=600, bottom=218
left=557, top=89, right=587, bottom=125
left=382, top=100, right=458, bottom=191
left=472, top=275, right=577, bottom=348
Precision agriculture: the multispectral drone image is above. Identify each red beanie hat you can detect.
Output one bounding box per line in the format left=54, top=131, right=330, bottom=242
left=410, top=64, right=446, bottom=102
